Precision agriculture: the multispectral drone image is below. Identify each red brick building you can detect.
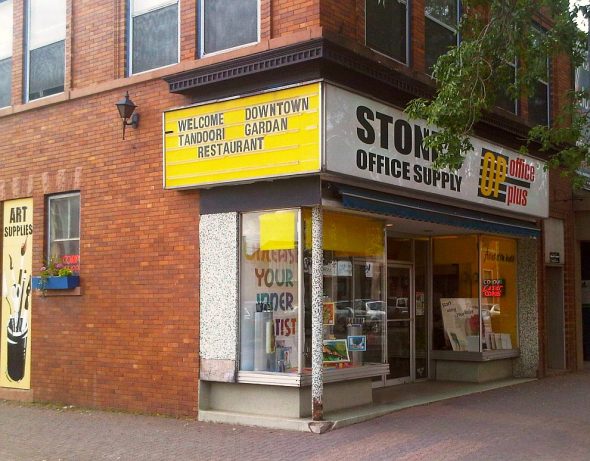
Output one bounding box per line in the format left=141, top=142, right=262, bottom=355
left=0, top=0, right=581, bottom=425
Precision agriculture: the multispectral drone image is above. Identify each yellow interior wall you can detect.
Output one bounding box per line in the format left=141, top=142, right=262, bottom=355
left=481, top=236, right=518, bottom=346
left=304, top=209, right=384, bottom=257
left=433, top=235, right=479, bottom=298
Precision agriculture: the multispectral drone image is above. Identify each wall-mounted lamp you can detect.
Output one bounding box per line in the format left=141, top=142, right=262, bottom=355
left=115, top=92, right=139, bottom=139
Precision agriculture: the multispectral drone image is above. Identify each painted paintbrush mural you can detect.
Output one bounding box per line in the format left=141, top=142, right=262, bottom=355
left=1, top=198, right=33, bottom=389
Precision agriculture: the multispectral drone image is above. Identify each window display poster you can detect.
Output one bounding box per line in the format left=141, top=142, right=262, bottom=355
left=323, top=339, right=350, bottom=363
left=241, top=211, right=299, bottom=371
left=440, top=298, right=478, bottom=352
left=348, top=335, right=367, bottom=352
left=1, top=198, right=33, bottom=389
left=323, top=302, right=335, bottom=325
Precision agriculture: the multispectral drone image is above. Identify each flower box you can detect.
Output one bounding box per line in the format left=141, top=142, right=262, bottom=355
left=32, top=275, right=80, bottom=290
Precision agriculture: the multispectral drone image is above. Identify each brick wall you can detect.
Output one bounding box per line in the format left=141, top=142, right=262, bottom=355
left=271, top=0, right=320, bottom=37
left=0, top=0, right=327, bottom=418
left=0, top=83, right=201, bottom=416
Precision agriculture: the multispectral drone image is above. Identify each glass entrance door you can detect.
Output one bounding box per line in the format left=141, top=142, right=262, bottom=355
left=386, top=264, right=413, bottom=383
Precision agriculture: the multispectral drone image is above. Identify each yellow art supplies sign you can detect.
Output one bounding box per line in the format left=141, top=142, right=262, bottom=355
left=1, top=198, right=33, bottom=389
left=164, top=83, right=321, bottom=188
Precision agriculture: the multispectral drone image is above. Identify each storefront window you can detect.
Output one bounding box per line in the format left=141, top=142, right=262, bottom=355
left=240, top=210, right=300, bottom=373
left=480, top=236, right=517, bottom=350
left=433, top=234, right=518, bottom=353
left=433, top=235, right=480, bottom=351
left=304, top=210, right=385, bottom=369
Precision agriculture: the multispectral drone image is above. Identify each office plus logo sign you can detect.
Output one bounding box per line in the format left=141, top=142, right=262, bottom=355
left=478, top=148, right=533, bottom=208
left=479, top=149, right=508, bottom=200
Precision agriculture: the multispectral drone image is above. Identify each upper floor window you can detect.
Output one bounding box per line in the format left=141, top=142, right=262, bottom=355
left=366, top=0, right=408, bottom=64
left=528, top=25, right=549, bottom=126
left=129, top=0, right=179, bottom=75
left=425, top=0, right=459, bottom=73
left=47, top=193, right=80, bottom=273
left=201, top=0, right=259, bottom=56
left=26, top=0, right=65, bottom=101
left=496, top=58, right=518, bottom=114
left=0, top=0, right=13, bottom=108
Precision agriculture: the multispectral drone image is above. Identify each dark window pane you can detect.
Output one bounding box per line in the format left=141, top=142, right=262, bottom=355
left=203, top=0, right=258, bottom=55
left=528, top=81, right=549, bottom=126
left=496, top=64, right=517, bottom=113
left=425, top=19, right=455, bottom=73
left=425, top=0, right=457, bottom=28
left=132, top=4, right=178, bottom=74
left=29, top=40, right=64, bottom=100
left=366, top=0, right=406, bottom=63
left=0, top=57, right=11, bottom=107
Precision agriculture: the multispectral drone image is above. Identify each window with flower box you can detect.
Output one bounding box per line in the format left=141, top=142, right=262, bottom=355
left=47, top=193, right=80, bottom=274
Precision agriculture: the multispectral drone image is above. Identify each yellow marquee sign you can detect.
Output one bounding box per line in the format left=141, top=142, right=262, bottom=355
left=164, top=83, right=321, bottom=188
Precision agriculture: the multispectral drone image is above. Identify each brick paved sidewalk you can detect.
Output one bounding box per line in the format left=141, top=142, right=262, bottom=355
left=1, top=369, right=590, bottom=461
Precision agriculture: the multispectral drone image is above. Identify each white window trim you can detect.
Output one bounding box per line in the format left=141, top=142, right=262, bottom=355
left=498, top=58, right=518, bottom=115
left=0, top=0, right=13, bottom=61
left=424, top=0, right=460, bottom=75
left=424, top=0, right=460, bottom=37
left=46, top=192, right=80, bottom=264
left=530, top=25, right=551, bottom=126
left=128, top=0, right=180, bottom=76
left=199, top=0, right=261, bottom=58
left=0, top=57, right=10, bottom=109
left=25, top=0, right=66, bottom=102
left=364, top=0, right=410, bottom=66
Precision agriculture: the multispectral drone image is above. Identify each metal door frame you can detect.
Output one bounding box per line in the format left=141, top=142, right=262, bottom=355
left=384, top=262, right=415, bottom=386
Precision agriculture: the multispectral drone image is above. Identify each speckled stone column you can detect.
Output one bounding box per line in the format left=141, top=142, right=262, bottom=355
left=199, top=212, right=239, bottom=382
left=311, top=206, right=324, bottom=421
left=514, top=238, right=539, bottom=378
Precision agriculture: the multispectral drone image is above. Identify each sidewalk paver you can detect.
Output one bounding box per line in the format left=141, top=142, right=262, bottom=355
left=1, top=369, right=590, bottom=461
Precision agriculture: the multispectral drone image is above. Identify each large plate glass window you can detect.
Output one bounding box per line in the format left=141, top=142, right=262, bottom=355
left=432, top=235, right=479, bottom=352
left=432, top=234, right=517, bottom=353
left=366, top=0, right=408, bottom=64
left=26, top=0, right=65, bottom=101
left=480, top=236, right=517, bottom=351
left=47, top=193, right=80, bottom=273
left=303, top=210, right=385, bottom=370
left=129, top=0, right=179, bottom=74
left=424, top=0, right=459, bottom=73
left=528, top=25, right=549, bottom=126
left=240, top=210, right=300, bottom=373
left=0, top=0, right=13, bottom=108
left=201, top=0, right=259, bottom=56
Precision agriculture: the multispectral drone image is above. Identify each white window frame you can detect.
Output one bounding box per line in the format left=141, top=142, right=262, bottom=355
left=424, top=0, right=460, bottom=74
left=365, top=0, right=410, bottom=66
left=0, top=0, right=13, bottom=109
left=497, top=57, right=518, bottom=115
left=199, top=0, right=261, bottom=58
left=529, top=25, right=550, bottom=126
left=25, top=0, right=66, bottom=102
left=128, top=0, right=180, bottom=76
left=47, top=192, right=80, bottom=270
